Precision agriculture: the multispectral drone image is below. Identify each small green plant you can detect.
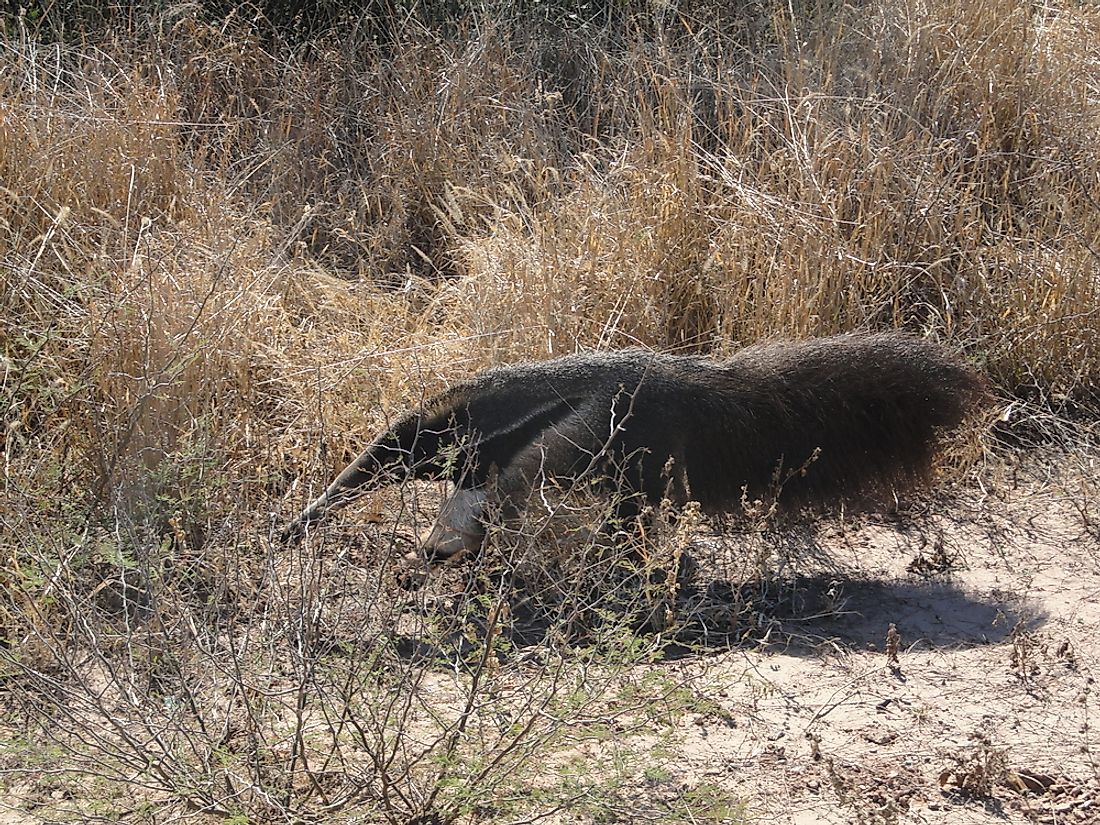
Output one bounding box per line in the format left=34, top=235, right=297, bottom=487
left=672, top=783, right=749, bottom=824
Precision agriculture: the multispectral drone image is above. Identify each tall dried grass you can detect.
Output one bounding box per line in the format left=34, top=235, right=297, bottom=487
left=0, top=0, right=1095, bottom=630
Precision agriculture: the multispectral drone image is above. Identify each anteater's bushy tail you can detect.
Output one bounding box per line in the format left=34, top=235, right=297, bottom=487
left=707, top=332, right=989, bottom=510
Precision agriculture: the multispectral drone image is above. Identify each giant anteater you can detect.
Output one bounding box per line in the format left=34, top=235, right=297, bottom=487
left=283, top=332, right=986, bottom=562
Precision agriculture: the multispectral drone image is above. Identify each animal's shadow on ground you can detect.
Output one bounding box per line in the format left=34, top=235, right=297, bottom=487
left=388, top=572, right=1045, bottom=666
left=729, top=573, right=1040, bottom=652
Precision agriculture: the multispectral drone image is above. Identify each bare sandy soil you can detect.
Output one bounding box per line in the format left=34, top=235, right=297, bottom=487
left=639, top=451, right=1100, bottom=824
left=2, top=449, right=1097, bottom=824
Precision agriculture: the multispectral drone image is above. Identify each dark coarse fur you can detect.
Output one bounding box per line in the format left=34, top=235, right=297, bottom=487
left=283, top=332, right=987, bottom=553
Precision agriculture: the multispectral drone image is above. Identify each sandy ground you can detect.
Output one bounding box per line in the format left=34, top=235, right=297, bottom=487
left=2, top=451, right=1097, bottom=824
left=647, top=454, right=1100, bottom=824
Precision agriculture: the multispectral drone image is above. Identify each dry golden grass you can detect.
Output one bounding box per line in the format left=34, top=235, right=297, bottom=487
left=0, top=0, right=1095, bottom=609
left=0, top=0, right=1095, bottom=587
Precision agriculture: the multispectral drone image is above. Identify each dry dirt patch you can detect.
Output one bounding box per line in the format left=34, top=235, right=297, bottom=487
left=644, top=455, right=1099, bottom=824
left=1, top=452, right=1096, bottom=825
